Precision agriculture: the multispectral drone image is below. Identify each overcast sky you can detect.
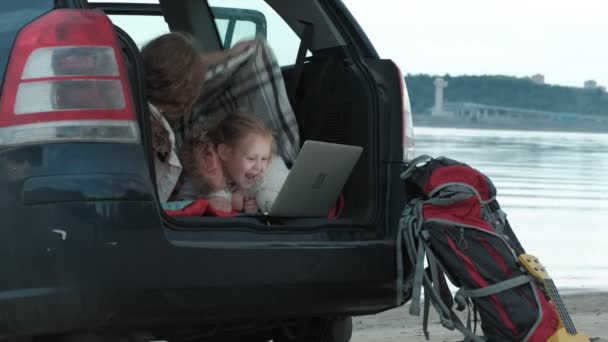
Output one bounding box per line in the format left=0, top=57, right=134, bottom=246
left=343, top=0, right=608, bottom=88
left=101, top=0, right=607, bottom=88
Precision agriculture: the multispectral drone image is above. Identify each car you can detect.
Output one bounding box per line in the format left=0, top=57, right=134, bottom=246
left=0, top=0, right=415, bottom=341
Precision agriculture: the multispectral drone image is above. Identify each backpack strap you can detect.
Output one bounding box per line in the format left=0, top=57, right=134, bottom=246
left=422, top=291, right=432, bottom=340
left=396, top=203, right=417, bottom=305
left=400, top=154, right=433, bottom=180
left=420, top=247, right=486, bottom=342
left=405, top=225, right=455, bottom=331
left=401, top=199, right=487, bottom=342
left=428, top=183, right=497, bottom=205
left=450, top=311, right=487, bottom=342
left=408, top=231, right=427, bottom=316
left=455, top=275, right=532, bottom=300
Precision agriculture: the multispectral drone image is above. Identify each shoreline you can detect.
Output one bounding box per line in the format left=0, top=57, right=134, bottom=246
left=352, top=292, right=608, bottom=341
left=412, top=117, right=608, bottom=135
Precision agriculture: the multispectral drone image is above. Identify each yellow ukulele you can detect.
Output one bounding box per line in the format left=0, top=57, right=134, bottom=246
left=518, top=254, right=590, bottom=342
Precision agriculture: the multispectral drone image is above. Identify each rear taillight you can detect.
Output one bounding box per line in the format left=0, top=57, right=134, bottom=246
left=0, top=9, right=139, bottom=146
left=396, top=66, right=415, bottom=161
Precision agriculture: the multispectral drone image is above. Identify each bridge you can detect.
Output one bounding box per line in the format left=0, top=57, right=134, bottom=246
left=428, top=76, right=608, bottom=127
left=438, top=101, right=608, bottom=125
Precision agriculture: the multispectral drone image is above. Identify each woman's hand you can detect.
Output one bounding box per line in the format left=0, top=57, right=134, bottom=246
left=209, top=196, right=232, bottom=213
left=200, top=40, right=256, bottom=68
left=202, top=145, right=225, bottom=192
left=150, top=118, right=171, bottom=162
left=230, top=40, right=256, bottom=55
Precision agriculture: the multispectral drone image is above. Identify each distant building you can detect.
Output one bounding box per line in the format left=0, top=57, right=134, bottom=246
left=531, top=74, right=545, bottom=85
left=584, top=80, right=598, bottom=89
left=432, top=77, right=448, bottom=116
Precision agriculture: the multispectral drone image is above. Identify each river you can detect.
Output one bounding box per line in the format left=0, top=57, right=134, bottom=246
left=414, top=126, right=608, bottom=292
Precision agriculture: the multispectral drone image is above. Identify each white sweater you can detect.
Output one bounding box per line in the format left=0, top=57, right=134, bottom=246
left=255, top=156, right=290, bottom=213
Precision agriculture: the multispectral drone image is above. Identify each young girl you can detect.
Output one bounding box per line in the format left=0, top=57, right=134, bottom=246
left=176, top=113, right=275, bottom=213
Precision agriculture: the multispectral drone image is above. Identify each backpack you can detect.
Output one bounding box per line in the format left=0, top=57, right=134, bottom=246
left=399, top=155, right=559, bottom=342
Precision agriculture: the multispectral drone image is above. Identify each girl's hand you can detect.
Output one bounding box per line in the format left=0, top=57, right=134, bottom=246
left=231, top=189, right=245, bottom=212
left=243, top=197, right=258, bottom=214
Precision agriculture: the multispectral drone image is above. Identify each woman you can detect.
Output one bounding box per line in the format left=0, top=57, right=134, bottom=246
left=141, top=32, right=254, bottom=202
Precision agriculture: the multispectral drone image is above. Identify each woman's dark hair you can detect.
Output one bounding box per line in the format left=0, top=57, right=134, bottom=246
left=141, top=32, right=206, bottom=121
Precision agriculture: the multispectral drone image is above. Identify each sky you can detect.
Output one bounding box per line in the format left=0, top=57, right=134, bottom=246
left=342, top=0, right=608, bottom=88
left=97, top=0, right=608, bottom=88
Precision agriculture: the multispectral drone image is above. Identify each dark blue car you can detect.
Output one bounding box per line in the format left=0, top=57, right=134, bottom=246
left=0, top=0, right=415, bottom=341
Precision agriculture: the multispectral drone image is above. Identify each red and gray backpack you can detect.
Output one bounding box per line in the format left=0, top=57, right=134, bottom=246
left=399, top=155, right=559, bottom=342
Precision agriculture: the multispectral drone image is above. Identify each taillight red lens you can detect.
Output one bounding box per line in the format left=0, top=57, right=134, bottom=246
left=24, top=46, right=119, bottom=78
left=396, top=65, right=415, bottom=161
left=0, top=9, right=139, bottom=146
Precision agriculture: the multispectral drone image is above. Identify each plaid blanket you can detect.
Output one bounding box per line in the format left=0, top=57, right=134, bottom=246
left=162, top=199, right=239, bottom=217
left=172, top=37, right=301, bottom=164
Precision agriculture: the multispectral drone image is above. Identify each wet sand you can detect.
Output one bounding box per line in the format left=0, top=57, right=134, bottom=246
left=352, top=292, right=608, bottom=342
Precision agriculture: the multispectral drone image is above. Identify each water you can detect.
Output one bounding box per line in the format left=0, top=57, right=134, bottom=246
left=414, top=126, right=608, bottom=293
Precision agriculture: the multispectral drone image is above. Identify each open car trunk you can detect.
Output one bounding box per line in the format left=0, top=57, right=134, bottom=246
left=93, top=0, right=408, bottom=231
left=166, top=48, right=385, bottom=229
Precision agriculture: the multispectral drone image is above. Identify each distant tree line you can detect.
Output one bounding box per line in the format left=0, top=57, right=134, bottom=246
left=405, top=74, right=608, bottom=115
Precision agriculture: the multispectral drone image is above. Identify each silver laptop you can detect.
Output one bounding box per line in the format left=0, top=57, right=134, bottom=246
left=265, top=140, right=362, bottom=217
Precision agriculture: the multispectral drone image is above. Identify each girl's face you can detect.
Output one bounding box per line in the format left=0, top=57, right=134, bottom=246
left=218, top=134, right=273, bottom=190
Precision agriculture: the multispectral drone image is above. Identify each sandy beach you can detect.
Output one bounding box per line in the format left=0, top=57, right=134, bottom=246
left=352, top=292, right=608, bottom=342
